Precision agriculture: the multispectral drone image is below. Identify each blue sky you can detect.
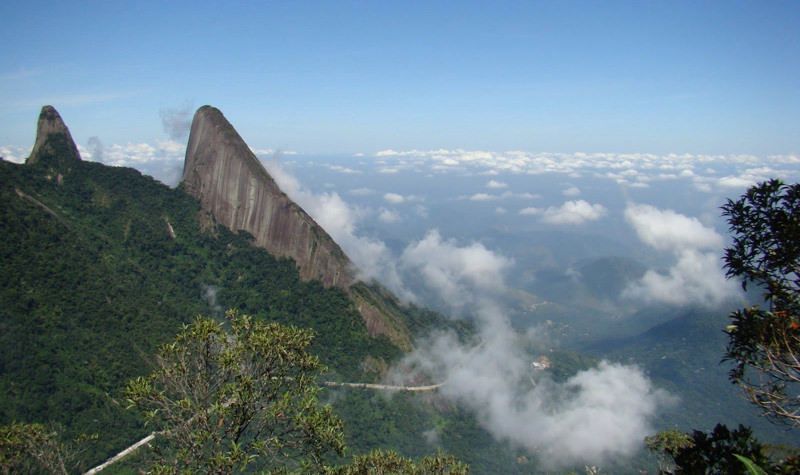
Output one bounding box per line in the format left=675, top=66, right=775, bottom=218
left=1, top=1, right=798, bottom=156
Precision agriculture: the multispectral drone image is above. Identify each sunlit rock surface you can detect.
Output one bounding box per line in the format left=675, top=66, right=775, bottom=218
left=182, top=105, right=353, bottom=288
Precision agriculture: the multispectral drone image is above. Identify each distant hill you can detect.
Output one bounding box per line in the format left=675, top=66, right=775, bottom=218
left=506, top=256, right=647, bottom=340
left=584, top=304, right=800, bottom=447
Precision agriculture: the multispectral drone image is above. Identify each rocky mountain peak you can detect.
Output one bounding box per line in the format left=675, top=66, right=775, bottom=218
left=26, top=105, right=82, bottom=169
left=182, top=105, right=354, bottom=289
left=181, top=106, right=412, bottom=348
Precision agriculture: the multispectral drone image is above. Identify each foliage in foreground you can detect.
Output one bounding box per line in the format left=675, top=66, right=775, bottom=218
left=123, top=310, right=467, bottom=474
left=722, top=179, right=800, bottom=426
left=0, top=422, right=95, bottom=475
left=642, top=180, right=800, bottom=475
left=124, top=310, right=345, bottom=474
left=646, top=424, right=772, bottom=474
left=646, top=423, right=800, bottom=474
left=321, top=449, right=468, bottom=475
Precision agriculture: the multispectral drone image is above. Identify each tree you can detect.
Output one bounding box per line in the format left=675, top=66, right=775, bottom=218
left=721, top=179, right=800, bottom=426
left=322, top=449, right=468, bottom=475
left=645, top=429, right=694, bottom=474
left=646, top=424, right=774, bottom=475
left=674, top=424, right=773, bottom=475
left=124, top=310, right=468, bottom=474
left=124, top=310, right=346, bottom=474
left=0, top=422, right=95, bottom=474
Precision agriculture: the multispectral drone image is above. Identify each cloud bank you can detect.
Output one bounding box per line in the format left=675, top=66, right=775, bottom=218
left=254, top=160, right=674, bottom=468
left=399, top=230, right=513, bottom=313
left=393, top=285, right=672, bottom=470
left=623, top=203, right=741, bottom=306
left=371, top=149, right=800, bottom=193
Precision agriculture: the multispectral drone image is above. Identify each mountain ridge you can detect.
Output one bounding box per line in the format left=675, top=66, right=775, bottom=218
left=24, top=105, right=81, bottom=174
left=181, top=105, right=412, bottom=348
left=183, top=105, right=352, bottom=289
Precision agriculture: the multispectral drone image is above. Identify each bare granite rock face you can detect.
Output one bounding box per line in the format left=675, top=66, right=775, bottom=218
left=182, top=105, right=353, bottom=288
left=181, top=106, right=412, bottom=348
left=26, top=105, right=82, bottom=170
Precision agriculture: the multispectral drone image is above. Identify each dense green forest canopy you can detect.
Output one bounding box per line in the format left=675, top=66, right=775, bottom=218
left=5, top=130, right=766, bottom=474
left=0, top=152, right=428, bottom=467
left=1, top=144, right=577, bottom=473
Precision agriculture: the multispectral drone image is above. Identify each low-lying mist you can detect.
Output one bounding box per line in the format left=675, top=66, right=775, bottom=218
left=265, top=157, right=677, bottom=469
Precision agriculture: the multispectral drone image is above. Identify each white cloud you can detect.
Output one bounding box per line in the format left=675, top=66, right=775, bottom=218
left=519, top=207, right=541, bottom=216
left=348, top=187, right=374, bottom=196
left=160, top=102, right=193, bottom=141
left=624, top=204, right=723, bottom=252
left=0, top=145, right=30, bottom=163
left=367, top=149, right=800, bottom=193
left=562, top=185, right=581, bottom=196
left=327, top=164, right=360, bottom=174
left=263, top=157, right=414, bottom=301
left=715, top=168, right=775, bottom=189
left=384, top=192, right=406, bottom=204
left=623, top=203, right=741, bottom=306
left=400, top=230, right=513, bottom=312
left=539, top=200, right=607, bottom=225
left=382, top=222, right=672, bottom=471
left=487, top=180, right=508, bottom=189
left=717, top=175, right=759, bottom=188
left=467, top=191, right=539, bottom=202
left=516, top=192, right=539, bottom=199
left=251, top=147, right=297, bottom=157
left=77, top=139, right=187, bottom=186
left=470, top=193, right=495, bottom=201
left=378, top=208, right=402, bottom=223
left=624, top=248, right=740, bottom=306
left=394, top=306, right=674, bottom=471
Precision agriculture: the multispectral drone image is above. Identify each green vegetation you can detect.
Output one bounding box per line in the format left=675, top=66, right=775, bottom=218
left=643, top=180, right=800, bottom=474
left=124, top=311, right=345, bottom=474
left=0, top=146, right=547, bottom=473
left=0, top=155, right=407, bottom=469
left=722, top=179, right=800, bottom=426
left=647, top=424, right=774, bottom=475
left=0, top=421, right=95, bottom=474
left=12, top=130, right=766, bottom=473
left=122, top=311, right=469, bottom=474
left=322, top=449, right=467, bottom=475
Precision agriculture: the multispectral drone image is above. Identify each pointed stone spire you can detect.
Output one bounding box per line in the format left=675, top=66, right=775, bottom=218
left=26, top=105, right=82, bottom=168
left=182, top=105, right=353, bottom=288
left=182, top=105, right=411, bottom=348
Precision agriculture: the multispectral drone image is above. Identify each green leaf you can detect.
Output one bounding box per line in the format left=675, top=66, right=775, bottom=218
left=733, top=454, right=767, bottom=475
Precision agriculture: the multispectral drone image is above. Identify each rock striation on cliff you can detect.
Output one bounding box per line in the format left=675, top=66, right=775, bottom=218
left=181, top=106, right=413, bottom=348
left=26, top=105, right=82, bottom=172
left=182, top=105, right=353, bottom=288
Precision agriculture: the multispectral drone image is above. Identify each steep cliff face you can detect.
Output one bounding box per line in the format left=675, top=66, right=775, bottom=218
left=181, top=106, right=413, bottom=348
left=182, top=106, right=353, bottom=288
left=26, top=105, right=82, bottom=173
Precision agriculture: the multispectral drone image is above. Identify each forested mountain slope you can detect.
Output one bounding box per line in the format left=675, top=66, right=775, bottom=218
left=0, top=107, right=459, bottom=468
